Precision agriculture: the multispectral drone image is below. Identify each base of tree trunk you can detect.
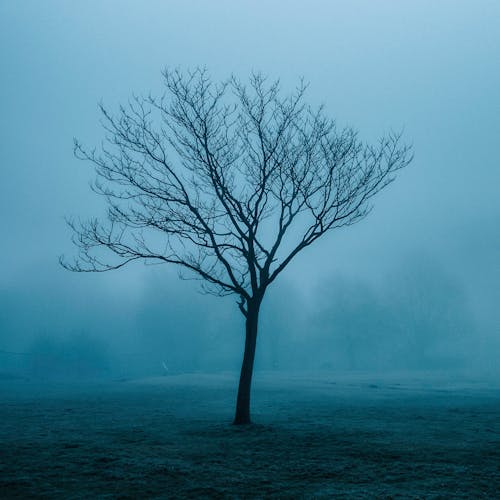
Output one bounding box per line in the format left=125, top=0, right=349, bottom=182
left=232, top=417, right=252, bottom=425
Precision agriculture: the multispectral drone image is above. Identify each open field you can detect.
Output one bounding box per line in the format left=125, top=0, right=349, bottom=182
left=1, top=371, right=499, bottom=498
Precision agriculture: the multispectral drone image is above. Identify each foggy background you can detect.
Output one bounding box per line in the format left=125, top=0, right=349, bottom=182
left=1, top=0, right=499, bottom=380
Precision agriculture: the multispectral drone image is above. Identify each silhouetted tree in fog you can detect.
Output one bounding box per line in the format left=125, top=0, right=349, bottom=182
left=61, top=68, right=412, bottom=424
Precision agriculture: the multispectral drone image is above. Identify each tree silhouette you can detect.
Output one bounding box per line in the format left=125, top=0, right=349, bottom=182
left=61, top=68, right=412, bottom=424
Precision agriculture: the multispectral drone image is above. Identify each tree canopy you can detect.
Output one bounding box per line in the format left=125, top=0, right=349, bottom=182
left=62, top=68, right=412, bottom=317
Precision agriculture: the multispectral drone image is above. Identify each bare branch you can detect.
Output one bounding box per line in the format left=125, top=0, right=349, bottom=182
left=63, top=68, right=412, bottom=311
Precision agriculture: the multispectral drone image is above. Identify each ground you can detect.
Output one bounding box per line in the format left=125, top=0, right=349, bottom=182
left=0, top=371, right=499, bottom=498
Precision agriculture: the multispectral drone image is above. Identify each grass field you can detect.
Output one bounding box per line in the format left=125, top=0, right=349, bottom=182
left=1, top=371, right=499, bottom=498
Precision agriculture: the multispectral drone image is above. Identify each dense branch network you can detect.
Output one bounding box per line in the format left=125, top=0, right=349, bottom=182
left=61, top=68, right=412, bottom=316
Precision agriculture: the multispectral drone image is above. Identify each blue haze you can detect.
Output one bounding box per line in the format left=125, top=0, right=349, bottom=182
left=0, top=1, right=499, bottom=377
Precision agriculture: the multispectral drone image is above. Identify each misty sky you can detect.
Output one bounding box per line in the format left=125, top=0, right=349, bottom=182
left=1, top=1, right=499, bottom=375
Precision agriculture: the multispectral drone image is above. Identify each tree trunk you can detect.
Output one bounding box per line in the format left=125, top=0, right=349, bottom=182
left=233, top=301, right=260, bottom=425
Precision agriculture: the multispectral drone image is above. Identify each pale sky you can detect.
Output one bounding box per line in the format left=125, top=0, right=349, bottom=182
left=1, top=1, right=499, bottom=374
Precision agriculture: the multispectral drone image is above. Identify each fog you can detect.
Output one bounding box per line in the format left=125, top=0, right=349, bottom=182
left=1, top=0, right=499, bottom=381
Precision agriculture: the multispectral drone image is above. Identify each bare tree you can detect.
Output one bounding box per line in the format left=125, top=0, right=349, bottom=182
left=61, top=68, right=412, bottom=424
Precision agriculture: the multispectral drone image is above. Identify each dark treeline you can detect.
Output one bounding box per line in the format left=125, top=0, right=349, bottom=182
left=0, top=256, right=494, bottom=380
